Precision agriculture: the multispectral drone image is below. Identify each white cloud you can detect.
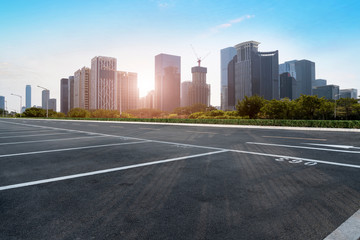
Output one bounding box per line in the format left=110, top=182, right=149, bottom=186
left=210, top=15, right=255, bottom=34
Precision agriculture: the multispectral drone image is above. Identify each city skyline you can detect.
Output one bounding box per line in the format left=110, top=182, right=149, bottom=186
left=1, top=0, right=360, bottom=112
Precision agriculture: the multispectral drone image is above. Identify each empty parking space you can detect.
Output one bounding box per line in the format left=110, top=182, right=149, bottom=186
left=0, top=119, right=359, bottom=240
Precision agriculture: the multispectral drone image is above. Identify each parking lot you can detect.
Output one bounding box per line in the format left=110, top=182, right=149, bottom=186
left=0, top=118, right=359, bottom=239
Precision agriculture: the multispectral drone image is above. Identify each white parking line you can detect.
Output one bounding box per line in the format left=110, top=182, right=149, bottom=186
left=246, top=142, right=360, bottom=154
left=0, top=135, right=107, bottom=146
left=324, top=209, right=360, bottom=240
left=0, top=129, right=52, bottom=134
left=0, top=150, right=228, bottom=191
left=1, top=120, right=360, bottom=169
left=0, top=132, right=71, bottom=139
left=262, top=135, right=327, bottom=141
left=0, top=141, right=148, bottom=158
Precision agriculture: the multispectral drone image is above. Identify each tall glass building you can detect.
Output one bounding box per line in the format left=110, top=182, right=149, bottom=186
left=220, top=47, right=237, bottom=110
left=0, top=96, right=5, bottom=110
left=25, top=85, right=31, bottom=109
left=60, top=78, right=69, bottom=114
left=155, top=53, right=181, bottom=112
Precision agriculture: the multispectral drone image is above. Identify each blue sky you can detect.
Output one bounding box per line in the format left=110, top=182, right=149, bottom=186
left=1, top=0, right=359, bottom=111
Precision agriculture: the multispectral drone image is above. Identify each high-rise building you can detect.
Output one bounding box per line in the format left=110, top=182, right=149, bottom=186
left=155, top=53, right=181, bottom=112
left=0, top=96, right=5, bottom=110
left=74, top=67, right=91, bottom=110
left=313, top=79, right=327, bottom=87
left=25, top=85, right=31, bottom=109
left=90, top=56, right=117, bottom=110
left=117, top=71, right=138, bottom=113
left=145, top=90, right=155, bottom=109
left=221, top=41, right=279, bottom=110
left=60, top=78, right=69, bottom=114
left=188, top=66, right=210, bottom=106
left=42, top=90, right=50, bottom=109
left=280, top=72, right=297, bottom=99
left=48, top=98, right=56, bottom=112
left=279, top=60, right=315, bottom=99
left=220, top=47, right=237, bottom=110
left=294, top=60, right=315, bottom=98
left=68, top=76, right=74, bottom=111
left=340, top=88, right=358, bottom=99
left=181, top=81, right=192, bottom=107
left=313, top=85, right=339, bottom=100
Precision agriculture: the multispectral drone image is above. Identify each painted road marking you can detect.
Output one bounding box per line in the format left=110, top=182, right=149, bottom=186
left=304, top=143, right=360, bottom=149
left=186, top=130, right=218, bottom=134
left=0, top=132, right=71, bottom=139
left=0, top=150, right=228, bottom=191
left=0, top=141, right=148, bottom=158
left=262, top=135, right=327, bottom=141
left=1, top=120, right=360, bottom=169
left=0, top=129, right=54, bottom=134
left=324, top=209, right=360, bottom=240
left=246, top=142, right=360, bottom=154
left=0, top=135, right=107, bottom=146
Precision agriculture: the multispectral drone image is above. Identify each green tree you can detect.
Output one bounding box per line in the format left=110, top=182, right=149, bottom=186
left=236, top=95, right=265, bottom=119
left=261, top=99, right=289, bottom=119
left=67, top=108, right=90, bottom=118
left=316, top=100, right=334, bottom=120
left=295, top=95, right=323, bottom=120
left=336, top=98, right=358, bottom=120
left=22, top=107, right=46, bottom=117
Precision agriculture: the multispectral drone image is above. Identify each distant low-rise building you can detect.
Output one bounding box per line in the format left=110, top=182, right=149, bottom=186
left=313, top=79, right=327, bottom=88
left=313, top=85, right=339, bottom=100
left=48, top=98, right=56, bottom=112
left=340, top=88, right=358, bottom=99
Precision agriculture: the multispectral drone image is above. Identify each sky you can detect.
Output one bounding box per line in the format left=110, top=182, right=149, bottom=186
left=1, top=0, right=360, bottom=112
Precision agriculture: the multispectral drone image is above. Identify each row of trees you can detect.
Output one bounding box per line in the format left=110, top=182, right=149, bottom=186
left=236, top=95, right=360, bottom=120
left=18, top=95, right=360, bottom=120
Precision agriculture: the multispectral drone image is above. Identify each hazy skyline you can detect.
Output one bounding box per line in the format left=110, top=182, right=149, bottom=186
left=1, top=0, right=359, bottom=112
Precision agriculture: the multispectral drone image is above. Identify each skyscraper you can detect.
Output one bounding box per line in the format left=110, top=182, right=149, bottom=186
left=0, top=96, right=5, bottom=110
left=188, top=65, right=210, bottom=106
left=74, top=67, right=91, bottom=110
left=294, top=60, right=315, bottom=98
left=279, top=59, right=315, bottom=98
left=42, top=90, right=50, bottom=109
left=60, top=78, right=69, bottom=114
left=68, top=76, right=74, bottom=111
left=155, top=53, right=181, bottom=112
left=25, top=85, right=31, bottom=109
left=220, top=47, right=237, bottom=110
left=280, top=72, right=297, bottom=99
left=90, top=56, right=117, bottom=110
left=117, top=71, right=138, bottom=113
left=221, top=41, right=279, bottom=110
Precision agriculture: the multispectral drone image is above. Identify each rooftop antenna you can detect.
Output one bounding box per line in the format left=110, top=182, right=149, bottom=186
left=191, top=44, right=210, bottom=67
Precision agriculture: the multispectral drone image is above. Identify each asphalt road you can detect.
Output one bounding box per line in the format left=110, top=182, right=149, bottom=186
left=0, top=118, right=359, bottom=240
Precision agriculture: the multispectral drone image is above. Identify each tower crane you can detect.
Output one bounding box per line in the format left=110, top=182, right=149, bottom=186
left=191, top=44, right=210, bottom=67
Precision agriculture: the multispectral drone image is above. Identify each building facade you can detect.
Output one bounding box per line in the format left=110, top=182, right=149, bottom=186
left=42, top=90, right=50, bottom=109
left=155, top=53, right=181, bottom=112
left=0, top=96, right=4, bottom=110
left=90, top=56, right=117, bottom=110
left=74, top=67, right=91, bottom=110
left=68, top=76, right=74, bottom=111
left=280, top=72, right=297, bottom=99
left=188, top=66, right=210, bottom=106
left=221, top=41, right=279, bottom=110
left=60, top=78, right=69, bottom=114
left=25, top=85, right=31, bottom=109
left=48, top=98, right=56, bottom=112
left=340, top=88, right=358, bottom=99
left=294, top=60, right=315, bottom=98
left=220, top=47, right=237, bottom=110
left=181, top=81, right=192, bottom=107
left=313, top=85, right=340, bottom=100
left=117, top=71, right=138, bottom=113
left=313, top=79, right=327, bottom=87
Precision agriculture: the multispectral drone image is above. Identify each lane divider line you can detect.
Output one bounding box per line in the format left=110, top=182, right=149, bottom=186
left=0, top=135, right=108, bottom=146
left=0, top=150, right=228, bottom=191
left=0, top=141, right=148, bottom=158
left=324, top=209, right=360, bottom=240
left=0, top=132, right=71, bottom=139
left=246, top=142, right=360, bottom=154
